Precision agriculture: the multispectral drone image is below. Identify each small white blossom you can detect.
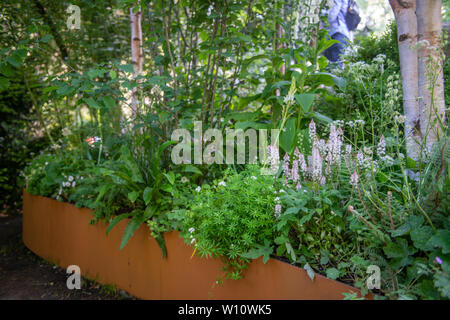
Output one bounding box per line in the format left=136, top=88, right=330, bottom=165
left=309, top=119, right=316, bottom=143
left=377, top=135, right=386, bottom=157
left=274, top=204, right=282, bottom=217
left=282, top=153, right=291, bottom=180
left=181, top=176, right=189, bottom=183
left=283, top=93, right=295, bottom=105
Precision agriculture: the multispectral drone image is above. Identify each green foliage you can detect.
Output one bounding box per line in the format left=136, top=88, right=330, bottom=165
left=182, top=166, right=278, bottom=280
left=10, top=0, right=450, bottom=301
left=351, top=21, right=399, bottom=69
left=24, top=151, right=94, bottom=201
left=277, top=185, right=354, bottom=278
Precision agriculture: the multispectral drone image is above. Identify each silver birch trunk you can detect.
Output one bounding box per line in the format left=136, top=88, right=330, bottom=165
left=416, top=0, right=446, bottom=155
left=130, top=6, right=143, bottom=119
left=389, top=0, right=421, bottom=162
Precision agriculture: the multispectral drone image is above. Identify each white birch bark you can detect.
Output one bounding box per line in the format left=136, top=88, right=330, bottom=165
left=416, top=0, right=446, bottom=154
left=389, top=0, right=421, bottom=162
left=130, top=6, right=143, bottom=119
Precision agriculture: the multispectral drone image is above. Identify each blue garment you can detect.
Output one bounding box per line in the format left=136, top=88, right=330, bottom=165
left=323, top=32, right=349, bottom=66
left=328, top=0, right=350, bottom=39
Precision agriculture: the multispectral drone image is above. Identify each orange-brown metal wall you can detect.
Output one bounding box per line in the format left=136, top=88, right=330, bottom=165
left=22, top=191, right=362, bottom=300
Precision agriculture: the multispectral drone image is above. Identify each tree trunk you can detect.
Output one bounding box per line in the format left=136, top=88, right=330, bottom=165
left=389, top=0, right=421, bottom=162
left=130, top=6, right=143, bottom=119
left=416, top=0, right=446, bottom=154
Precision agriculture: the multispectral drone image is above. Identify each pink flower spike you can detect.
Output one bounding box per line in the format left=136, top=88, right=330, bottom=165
left=350, top=171, right=359, bottom=187
left=435, top=257, right=443, bottom=265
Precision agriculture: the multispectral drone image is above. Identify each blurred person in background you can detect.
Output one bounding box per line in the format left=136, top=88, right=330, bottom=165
left=324, top=0, right=360, bottom=66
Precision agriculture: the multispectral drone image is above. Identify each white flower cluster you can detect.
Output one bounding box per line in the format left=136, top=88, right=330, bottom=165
left=267, top=144, right=280, bottom=174
left=188, top=227, right=196, bottom=245
left=274, top=195, right=282, bottom=218
left=181, top=176, right=189, bottom=183
left=57, top=175, right=83, bottom=198
left=283, top=93, right=295, bottom=106
left=372, top=54, right=386, bottom=65
left=345, top=119, right=365, bottom=128
left=393, top=112, right=406, bottom=124
left=377, top=135, right=386, bottom=157
left=218, top=181, right=226, bottom=187
left=384, top=74, right=401, bottom=119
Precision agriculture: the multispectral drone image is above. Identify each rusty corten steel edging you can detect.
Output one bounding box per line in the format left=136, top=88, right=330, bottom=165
left=22, top=191, right=363, bottom=300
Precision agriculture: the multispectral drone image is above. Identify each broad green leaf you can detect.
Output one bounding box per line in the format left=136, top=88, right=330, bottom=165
left=391, top=215, right=424, bottom=237
left=94, top=184, right=109, bottom=203
left=304, top=263, right=315, bottom=281
left=157, top=140, right=178, bottom=160
left=326, top=268, right=340, bottom=280
left=164, top=171, right=175, bottom=185
left=87, top=68, right=107, bottom=79
left=143, top=187, right=152, bottom=205
left=118, top=64, right=134, bottom=73
left=235, top=121, right=270, bottom=130
left=312, top=112, right=333, bottom=124
left=106, top=213, right=129, bottom=235
left=154, top=234, right=167, bottom=258
left=383, top=239, right=417, bottom=269
left=299, top=212, right=314, bottom=225
left=410, top=226, right=434, bottom=251
left=183, top=165, right=202, bottom=175
left=0, top=63, right=15, bottom=77
left=279, top=118, right=297, bottom=153
left=429, top=230, right=450, bottom=254
left=434, top=272, right=450, bottom=298
left=161, top=183, right=173, bottom=193
left=285, top=242, right=296, bottom=262
left=320, top=251, right=330, bottom=265
left=7, top=55, right=22, bottom=68
left=120, top=214, right=146, bottom=250
left=242, top=243, right=273, bottom=264
left=84, top=97, right=100, bottom=109
left=102, top=96, right=115, bottom=110
left=0, top=77, right=10, bottom=90
left=144, top=205, right=155, bottom=219
left=295, top=93, right=315, bottom=113
left=127, top=191, right=139, bottom=203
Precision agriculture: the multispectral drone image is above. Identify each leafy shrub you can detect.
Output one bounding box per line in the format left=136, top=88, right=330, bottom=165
left=24, top=151, right=94, bottom=201
left=182, top=166, right=278, bottom=280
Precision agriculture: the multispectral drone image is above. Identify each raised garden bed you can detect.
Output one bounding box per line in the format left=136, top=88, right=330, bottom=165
left=22, top=191, right=364, bottom=299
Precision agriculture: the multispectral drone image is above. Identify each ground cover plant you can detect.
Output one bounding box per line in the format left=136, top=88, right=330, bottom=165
left=1, top=0, right=448, bottom=300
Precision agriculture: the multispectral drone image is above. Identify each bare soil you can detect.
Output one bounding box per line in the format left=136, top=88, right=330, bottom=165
left=0, top=213, right=133, bottom=300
